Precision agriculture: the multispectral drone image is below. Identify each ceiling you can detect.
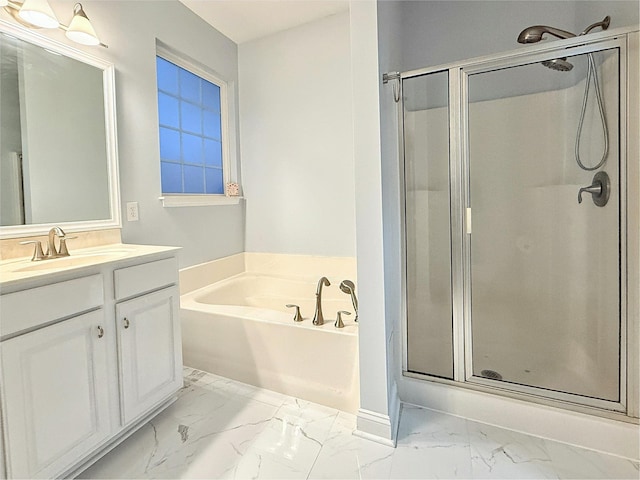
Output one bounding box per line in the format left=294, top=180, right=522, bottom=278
left=180, top=0, right=349, bottom=44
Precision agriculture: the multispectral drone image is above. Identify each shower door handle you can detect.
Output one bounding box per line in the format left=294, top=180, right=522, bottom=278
left=578, top=171, right=610, bottom=207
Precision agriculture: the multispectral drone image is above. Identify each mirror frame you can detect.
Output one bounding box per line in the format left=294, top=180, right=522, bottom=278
left=0, top=18, right=121, bottom=239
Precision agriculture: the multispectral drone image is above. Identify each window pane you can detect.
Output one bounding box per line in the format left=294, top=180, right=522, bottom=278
left=180, top=69, right=200, bottom=103
left=184, top=165, right=205, bottom=193
left=161, top=161, right=182, bottom=193
left=181, top=101, right=202, bottom=134
left=156, top=53, right=226, bottom=196
left=159, top=127, right=180, bottom=161
left=156, top=57, right=179, bottom=94
left=202, top=81, right=220, bottom=112
left=182, top=133, right=203, bottom=164
left=204, top=139, right=222, bottom=167
left=203, top=110, right=221, bottom=140
left=205, top=167, right=224, bottom=194
left=158, top=93, right=179, bottom=128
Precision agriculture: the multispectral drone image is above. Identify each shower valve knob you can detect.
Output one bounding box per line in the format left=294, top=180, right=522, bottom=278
left=578, top=171, right=610, bottom=207
left=578, top=183, right=602, bottom=203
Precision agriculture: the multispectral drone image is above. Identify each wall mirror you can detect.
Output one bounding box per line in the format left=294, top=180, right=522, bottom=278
left=0, top=19, right=120, bottom=238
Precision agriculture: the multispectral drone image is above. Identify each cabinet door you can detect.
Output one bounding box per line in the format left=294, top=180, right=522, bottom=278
left=116, top=286, right=182, bottom=424
left=0, top=310, right=112, bottom=479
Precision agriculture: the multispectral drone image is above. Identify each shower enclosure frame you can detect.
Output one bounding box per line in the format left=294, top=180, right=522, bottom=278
left=398, top=27, right=639, bottom=421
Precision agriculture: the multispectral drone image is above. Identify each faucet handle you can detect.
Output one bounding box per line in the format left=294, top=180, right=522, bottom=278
left=335, top=310, right=351, bottom=329
left=57, top=236, right=77, bottom=257
left=19, top=240, right=46, bottom=261
left=286, top=304, right=304, bottom=322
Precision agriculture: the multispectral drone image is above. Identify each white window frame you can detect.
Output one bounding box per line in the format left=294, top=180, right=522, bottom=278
left=156, top=44, right=239, bottom=207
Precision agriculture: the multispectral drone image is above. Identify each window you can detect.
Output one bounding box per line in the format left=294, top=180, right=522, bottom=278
left=156, top=47, right=232, bottom=204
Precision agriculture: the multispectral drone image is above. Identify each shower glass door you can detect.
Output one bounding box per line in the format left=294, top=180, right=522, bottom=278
left=465, top=46, right=622, bottom=404
left=403, top=70, right=455, bottom=379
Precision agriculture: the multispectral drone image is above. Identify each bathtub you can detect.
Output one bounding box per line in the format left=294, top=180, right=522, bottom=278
left=179, top=253, right=359, bottom=413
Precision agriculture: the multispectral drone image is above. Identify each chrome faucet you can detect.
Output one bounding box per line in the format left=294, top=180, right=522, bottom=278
left=312, top=277, right=331, bottom=325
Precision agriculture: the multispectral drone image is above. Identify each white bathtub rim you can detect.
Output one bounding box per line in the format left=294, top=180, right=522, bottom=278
left=180, top=297, right=359, bottom=337
left=180, top=271, right=359, bottom=337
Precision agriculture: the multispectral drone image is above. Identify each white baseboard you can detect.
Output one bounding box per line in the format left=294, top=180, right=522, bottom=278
left=355, top=381, right=402, bottom=447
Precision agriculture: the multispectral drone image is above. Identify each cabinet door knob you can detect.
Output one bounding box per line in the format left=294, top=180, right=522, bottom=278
left=97, top=326, right=104, bottom=338
left=123, top=318, right=130, bottom=329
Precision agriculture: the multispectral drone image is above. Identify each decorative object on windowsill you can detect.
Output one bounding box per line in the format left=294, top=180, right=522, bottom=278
left=3, top=0, right=107, bottom=47
left=226, top=182, right=240, bottom=197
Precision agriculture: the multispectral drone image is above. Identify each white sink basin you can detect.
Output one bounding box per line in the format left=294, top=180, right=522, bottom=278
left=14, top=250, right=132, bottom=273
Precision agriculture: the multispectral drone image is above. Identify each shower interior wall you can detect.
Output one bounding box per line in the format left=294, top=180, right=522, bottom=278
left=377, top=0, right=639, bottom=459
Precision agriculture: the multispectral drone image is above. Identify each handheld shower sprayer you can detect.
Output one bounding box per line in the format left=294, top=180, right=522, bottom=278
left=517, top=25, right=576, bottom=44
left=339, top=280, right=358, bottom=322
left=516, top=16, right=610, bottom=45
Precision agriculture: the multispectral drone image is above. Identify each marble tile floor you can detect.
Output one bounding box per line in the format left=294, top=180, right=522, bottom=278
left=80, top=367, right=639, bottom=479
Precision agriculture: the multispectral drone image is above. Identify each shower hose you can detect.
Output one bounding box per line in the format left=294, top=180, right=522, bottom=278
left=575, top=52, right=609, bottom=171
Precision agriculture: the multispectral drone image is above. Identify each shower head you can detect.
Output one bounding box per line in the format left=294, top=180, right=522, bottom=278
left=517, top=25, right=576, bottom=44
left=542, top=57, right=573, bottom=71
left=339, top=280, right=355, bottom=294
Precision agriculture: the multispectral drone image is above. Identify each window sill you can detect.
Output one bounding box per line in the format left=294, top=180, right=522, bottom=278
left=159, top=195, right=243, bottom=207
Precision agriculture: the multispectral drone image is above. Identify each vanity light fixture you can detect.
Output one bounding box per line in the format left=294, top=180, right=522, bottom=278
left=65, top=3, right=99, bottom=46
left=3, top=0, right=107, bottom=47
left=17, top=0, right=58, bottom=28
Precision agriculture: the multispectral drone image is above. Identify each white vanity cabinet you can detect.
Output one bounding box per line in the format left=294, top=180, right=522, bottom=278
left=0, top=246, right=182, bottom=479
left=1, top=310, right=113, bottom=479
left=114, top=259, right=182, bottom=425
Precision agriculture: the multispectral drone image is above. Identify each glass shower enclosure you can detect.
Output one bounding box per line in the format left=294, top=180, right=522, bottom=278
left=401, top=35, right=632, bottom=413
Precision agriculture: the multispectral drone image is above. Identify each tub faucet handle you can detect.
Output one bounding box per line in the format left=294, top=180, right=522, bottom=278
left=286, top=304, right=304, bottom=322
left=335, top=310, right=351, bottom=328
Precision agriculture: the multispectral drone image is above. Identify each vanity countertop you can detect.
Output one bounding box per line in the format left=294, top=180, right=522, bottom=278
left=0, top=243, right=180, bottom=288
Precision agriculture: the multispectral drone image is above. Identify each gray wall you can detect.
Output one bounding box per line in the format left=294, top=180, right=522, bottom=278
left=376, top=0, right=404, bottom=402
left=22, top=1, right=244, bottom=268
left=239, top=12, right=356, bottom=257
left=400, top=0, right=639, bottom=71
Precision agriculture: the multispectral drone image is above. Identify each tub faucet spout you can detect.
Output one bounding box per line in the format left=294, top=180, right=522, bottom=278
left=313, top=277, right=331, bottom=325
